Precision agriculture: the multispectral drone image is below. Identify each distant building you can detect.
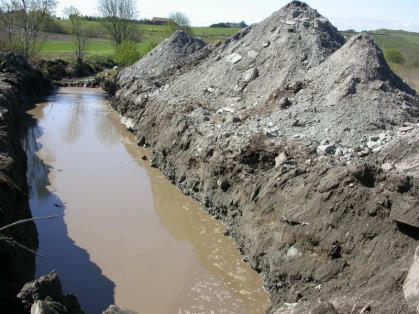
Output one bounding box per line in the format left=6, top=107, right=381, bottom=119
left=151, top=17, right=172, bottom=25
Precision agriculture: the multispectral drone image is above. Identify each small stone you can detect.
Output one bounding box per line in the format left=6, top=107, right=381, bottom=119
left=218, top=179, right=230, bottom=192
left=243, top=67, right=259, bottom=83
left=103, top=305, right=138, bottom=314
left=328, top=241, right=342, bottom=259
left=310, top=302, right=338, bottom=314
left=226, top=53, right=243, bottom=64
left=275, top=152, right=288, bottom=168
left=150, top=157, right=158, bottom=168
left=137, top=136, right=146, bottom=147
left=317, top=144, right=336, bottom=155
left=247, top=50, right=260, bottom=59
left=262, top=41, right=271, bottom=48
left=278, top=97, right=291, bottom=108
left=381, top=162, right=394, bottom=172
left=287, top=246, right=300, bottom=258
left=141, top=155, right=148, bottom=161
left=357, top=150, right=370, bottom=157
left=222, top=107, right=235, bottom=114
left=399, top=126, right=414, bottom=132
left=232, top=116, right=241, bottom=123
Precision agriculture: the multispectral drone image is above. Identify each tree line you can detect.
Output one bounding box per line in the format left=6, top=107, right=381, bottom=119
left=0, top=0, right=192, bottom=65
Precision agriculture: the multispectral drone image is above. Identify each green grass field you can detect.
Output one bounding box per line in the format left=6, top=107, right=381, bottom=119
left=41, top=18, right=419, bottom=91
left=40, top=19, right=240, bottom=59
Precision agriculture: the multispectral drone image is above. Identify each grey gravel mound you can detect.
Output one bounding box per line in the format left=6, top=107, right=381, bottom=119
left=118, top=30, right=207, bottom=86
left=109, top=1, right=419, bottom=313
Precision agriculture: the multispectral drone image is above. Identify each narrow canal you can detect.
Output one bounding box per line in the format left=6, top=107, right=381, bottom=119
left=22, top=87, right=268, bottom=314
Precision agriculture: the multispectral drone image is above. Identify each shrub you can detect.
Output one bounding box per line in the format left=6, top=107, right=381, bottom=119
left=113, top=41, right=141, bottom=66
left=384, top=48, right=406, bottom=64
left=142, top=42, right=157, bottom=56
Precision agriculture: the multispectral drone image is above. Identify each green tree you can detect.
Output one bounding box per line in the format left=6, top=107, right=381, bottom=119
left=63, top=6, right=87, bottom=65
left=169, top=12, right=191, bottom=34
left=113, top=41, right=140, bottom=66
left=98, top=0, right=138, bottom=45
left=0, top=0, right=57, bottom=59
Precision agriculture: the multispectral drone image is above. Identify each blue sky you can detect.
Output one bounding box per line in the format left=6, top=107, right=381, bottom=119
left=56, top=0, right=419, bottom=32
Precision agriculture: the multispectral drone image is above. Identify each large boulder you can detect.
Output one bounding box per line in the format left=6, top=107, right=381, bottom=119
left=18, top=271, right=84, bottom=314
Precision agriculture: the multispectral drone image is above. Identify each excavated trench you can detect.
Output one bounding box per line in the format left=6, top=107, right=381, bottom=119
left=22, top=87, right=269, bottom=314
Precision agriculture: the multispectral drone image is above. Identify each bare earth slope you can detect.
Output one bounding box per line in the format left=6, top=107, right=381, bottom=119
left=0, top=53, right=50, bottom=313
left=110, top=1, right=419, bottom=313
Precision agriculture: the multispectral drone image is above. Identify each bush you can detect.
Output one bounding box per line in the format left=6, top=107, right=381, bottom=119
left=384, top=48, right=406, bottom=64
left=142, top=42, right=157, bottom=56
left=113, top=42, right=141, bottom=66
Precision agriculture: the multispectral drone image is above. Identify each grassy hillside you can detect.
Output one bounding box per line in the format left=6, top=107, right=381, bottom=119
left=40, top=19, right=419, bottom=92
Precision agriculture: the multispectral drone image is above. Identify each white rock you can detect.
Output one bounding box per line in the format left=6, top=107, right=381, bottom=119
left=399, top=126, right=414, bottom=132
left=381, top=162, right=394, bottom=171
left=222, top=107, right=235, bottom=114
left=120, top=117, right=135, bottom=130
left=262, top=41, right=271, bottom=48
left=403, top=246, right=419, bottom=311
left=243, top=67, right=259, bottom=83
left=226, top=53, right=243, bottom=64
left=275, top=153, right=288, bottom=168
left=247, top=50, right=260, bottom=59
left=287, top=246, right=301, bottom=258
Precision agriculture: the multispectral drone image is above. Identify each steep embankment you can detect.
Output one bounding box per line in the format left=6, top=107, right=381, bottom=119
left=0, top=53, right=50, bottom=313
left=110, top=1, right=419, bottom=313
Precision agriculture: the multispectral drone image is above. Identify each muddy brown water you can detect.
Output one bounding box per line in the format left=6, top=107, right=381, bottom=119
left=23, top=87, right=269, bottom=314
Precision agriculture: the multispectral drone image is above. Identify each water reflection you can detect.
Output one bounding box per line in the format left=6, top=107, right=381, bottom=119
left=23, top=98, right=115, bottom=314
left=24, top=87, right=268, bottom=314
left=63, top=93, right=85, bottom=143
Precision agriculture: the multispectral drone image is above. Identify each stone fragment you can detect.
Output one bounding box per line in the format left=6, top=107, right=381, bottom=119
left=381, top=162, right=394, bottom=172
left=103, top=305, right=138, bottom=314
left=247, top=50, right=260, bottom=59
left=310, top=302, right=338, bottom=314
left=399, top=126, right=414, bottom=132
left=403, top=246, right=419, bottom=311
left=31, top=301, right=66, bottom=314
left=317, top=144, right=336, bottom=155
left=226, top=53, right=243, bottom=64
left=262, top=41, right=271, bottom=48
left=243, top=67, right=259, bottom=83
left=278, top=97, right=291, bottom=109
left=275, top=152, right=288, bottom=168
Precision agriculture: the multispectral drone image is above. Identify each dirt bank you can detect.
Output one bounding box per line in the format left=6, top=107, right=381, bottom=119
left=108, top=1, right=419, bottom=313
left=0, top=52, right=51, bottom=313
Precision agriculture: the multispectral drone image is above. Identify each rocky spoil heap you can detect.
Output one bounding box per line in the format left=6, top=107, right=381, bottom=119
left=111, top=1, right=419, bottom=313
left=0, top=52, right=51, bottom=313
